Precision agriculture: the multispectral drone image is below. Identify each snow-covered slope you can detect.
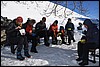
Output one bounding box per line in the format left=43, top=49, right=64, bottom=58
left=1, top=1, right=89, bottom=30
left=1, top=1, right=99, bottom=66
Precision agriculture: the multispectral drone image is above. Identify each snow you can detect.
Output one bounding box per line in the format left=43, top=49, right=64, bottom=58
left=1, top=1, right=99, bottom=66
left=1, top=32, right=99, bottom=66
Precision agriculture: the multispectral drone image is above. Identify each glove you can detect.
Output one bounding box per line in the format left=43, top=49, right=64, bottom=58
left=32, top=33, right=36, bottom=36
left=79, top=39, right=86, bottom=44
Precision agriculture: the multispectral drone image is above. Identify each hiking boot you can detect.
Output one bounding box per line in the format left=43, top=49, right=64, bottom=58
left=30, top=47, right=38, bottom=53
left=62, top=42, right=66, bottom=44
left=11, top=50, right=15, bottom=54
left=44, top=43, right=50, bottom=46
left=24, top=50, right=31, bottom=58
left=17, top=52, right=25, bottom=61
left=79, top=61, right=88, bottom=66
left=76, top=58, right=82, bottom=61
left=30, top=50, right=38, bottom=53
left=17, top=55, right=25, bottom=61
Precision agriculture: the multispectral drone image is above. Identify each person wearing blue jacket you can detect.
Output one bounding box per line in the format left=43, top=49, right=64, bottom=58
left=76, top=19, right=99, bottom=66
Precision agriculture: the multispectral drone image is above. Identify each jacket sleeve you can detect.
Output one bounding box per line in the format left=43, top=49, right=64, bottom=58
left=7, top=23, right=18, bottom=34
left=72, top=23, right=75, bottom=30
left=86, top=29, right=98, bottom=43
left=35, top=23, right=41, bottom=34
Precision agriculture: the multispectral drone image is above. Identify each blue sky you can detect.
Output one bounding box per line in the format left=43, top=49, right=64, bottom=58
left=82, top=1, right=99, bottom=19
left=51, top=1, right=99, bottom=19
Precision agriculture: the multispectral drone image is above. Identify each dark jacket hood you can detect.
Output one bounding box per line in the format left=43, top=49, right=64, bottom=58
left=83, top=19, right=95, bottom=29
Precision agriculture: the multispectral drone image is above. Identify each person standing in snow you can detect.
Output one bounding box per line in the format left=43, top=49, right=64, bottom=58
left=35, top=17, right=50, bottom=46
left=76, top=19, right=99, bottom=66
left=6, top=16, right=31, bottom=60
left=65, top=18, right=75, bottom=45
left=48, top=20, right=58, bottom=44
left=22, top=18, right=38, bottom=53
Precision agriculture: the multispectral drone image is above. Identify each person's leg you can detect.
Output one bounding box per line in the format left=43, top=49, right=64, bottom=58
left=17, top=37, right=25, bottom=60
left=70, top=31, right=75, bottom=42
left=23, top=36, right=31, bottom=58
left=67, top=32, right=71, bottom=45
left=30, top=36, right=38, bottom=53
left=47, top=30, right=50, bottom=42
left=37, top=36, right=40, bottom=44
left=51, top=31, right=57, bottom=44
left=79, top=43, right=98, bottom=65
left=68, top=36, right=71, bottom=45
left=76, top=42, right=84, bottom=61
left=61, top=34, right=66, bottom=44
left=82, top=43, right=98, bottom=61
left=43, top=31, right=50, bottom=46
left=9, top=38, right=17, bottom=54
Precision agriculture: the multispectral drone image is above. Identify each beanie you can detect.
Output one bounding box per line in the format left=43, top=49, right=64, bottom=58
left=16, top=16, right=23, bottom=23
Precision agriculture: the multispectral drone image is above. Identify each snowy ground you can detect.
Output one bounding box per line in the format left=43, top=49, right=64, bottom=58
left=1, top=31, right=99, bottom=66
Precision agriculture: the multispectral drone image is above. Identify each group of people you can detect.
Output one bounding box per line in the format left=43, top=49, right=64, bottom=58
left=48, top=18, right=76, bottom=45
left=6, top=16, right=99, bottom=66
left=6, top=16, right=76, bottom=60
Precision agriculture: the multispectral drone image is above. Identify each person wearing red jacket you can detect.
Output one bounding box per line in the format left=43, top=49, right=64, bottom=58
left=22, top=18, right=38, bottom=53
left=48, top=20, right=58, bottom=44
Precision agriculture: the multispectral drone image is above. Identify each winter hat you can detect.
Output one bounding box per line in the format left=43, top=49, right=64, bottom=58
left=16, top=16, right=23, bottom=23
left=29, top=19, right=36, bottom=24
left=42, top=17, right=46, bottom=22
left=83, top=19, right=93, bottom=27
left=68, top=18, right=71, bottom=21
left=79, top=22, right=82, bottom=26
left=42, top=17, right=46, bottom=20
left=54, top=20, right=58, bottom=24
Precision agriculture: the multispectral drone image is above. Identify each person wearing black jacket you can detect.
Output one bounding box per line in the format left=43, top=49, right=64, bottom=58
left=6, top=16, right=31, bottom=60
left=35, top=17, right=50, bottom=46
left=22, top=18, right=38, bottom=53
left=76, top=19, right=99, bottom=66
left=65, top=18, right=75, bottom=45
